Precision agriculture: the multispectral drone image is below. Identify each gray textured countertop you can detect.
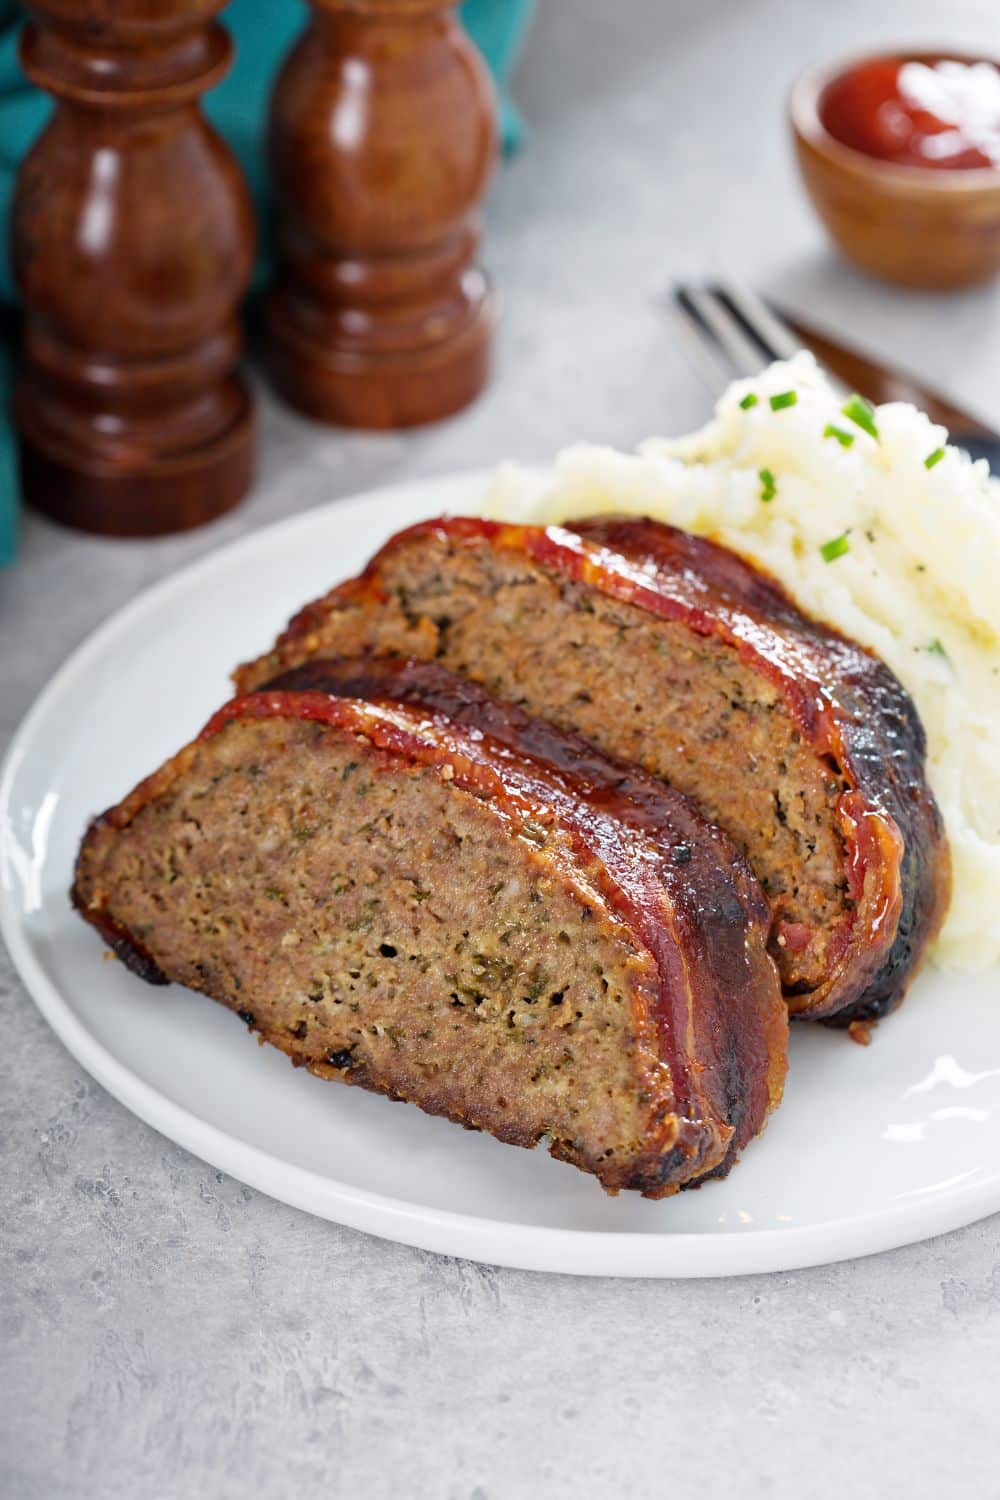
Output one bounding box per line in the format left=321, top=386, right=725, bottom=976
left=4, top=2, right=1000, bottom=1496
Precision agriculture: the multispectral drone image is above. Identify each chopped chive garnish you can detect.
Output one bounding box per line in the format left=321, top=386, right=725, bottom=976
left=820, top=531, right=850, bottom=563
left=841, top=394, right=879, bottom=441
left=925, top=638, right=948, bottom=659
left=739, top=392, right=758, bottom=410
left=759, top=467, right=777, bottom=502
left=924, top=447, right=946, bottom=470
left=823, top=423, right=855, bottom=448
left=769, top=390, right=798, bottom=411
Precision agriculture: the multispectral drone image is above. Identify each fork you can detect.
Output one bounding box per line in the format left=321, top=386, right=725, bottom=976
left=669, top=279, right=1000, bottom=468
left=670, top=280, right=849, bottom=399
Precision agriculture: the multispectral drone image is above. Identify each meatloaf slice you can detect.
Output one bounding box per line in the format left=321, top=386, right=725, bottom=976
left=73, top=659, right=786, bottom=1198
left=235, top=516, right=950, bottom=1026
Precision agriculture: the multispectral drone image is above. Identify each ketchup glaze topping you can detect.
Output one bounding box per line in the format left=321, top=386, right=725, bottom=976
left=821, top=57, right=1000, bottom=170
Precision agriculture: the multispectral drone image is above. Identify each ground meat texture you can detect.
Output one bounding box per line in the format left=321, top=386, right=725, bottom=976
left=235, top=516, right=950, bottom=1025
left=72, top=668, right=786, bottom=1199
left=404, top=558, right=845, bottom=990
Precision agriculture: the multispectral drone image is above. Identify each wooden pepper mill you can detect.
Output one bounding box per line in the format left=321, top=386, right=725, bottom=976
left=265, top=0, right=498, bottom=429
left=12, top=0, right=256, bottom=537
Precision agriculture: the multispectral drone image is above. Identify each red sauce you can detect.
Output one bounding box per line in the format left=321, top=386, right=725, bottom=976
left=821, top=57, right=1000, bottom=170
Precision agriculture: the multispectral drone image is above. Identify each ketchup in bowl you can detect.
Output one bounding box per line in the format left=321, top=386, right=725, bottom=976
left=821, top=57, right=1000, bottom=171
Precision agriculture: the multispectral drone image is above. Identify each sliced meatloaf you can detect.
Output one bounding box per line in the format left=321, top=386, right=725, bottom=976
left=236, top=515, right=950, bottom=1026
left=73, top=658, right=786, bottom=1198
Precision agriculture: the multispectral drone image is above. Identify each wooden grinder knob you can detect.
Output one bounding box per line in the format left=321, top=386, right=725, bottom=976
left=264, top=0, right=498, bottom=429
left=12, top=1, right=256, bottom=537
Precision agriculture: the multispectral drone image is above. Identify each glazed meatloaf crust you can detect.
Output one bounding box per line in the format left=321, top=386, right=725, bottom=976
left=236, top=515, right=950, bottom=1026
left=73, top=657, right=786, bottom=1198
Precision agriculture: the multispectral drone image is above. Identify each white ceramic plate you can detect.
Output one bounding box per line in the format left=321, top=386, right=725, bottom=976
left=3, top=471, right=999, bottom=1278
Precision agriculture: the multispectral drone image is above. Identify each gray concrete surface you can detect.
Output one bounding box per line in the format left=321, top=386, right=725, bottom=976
left=4, top=1, right=1000, bottom=1495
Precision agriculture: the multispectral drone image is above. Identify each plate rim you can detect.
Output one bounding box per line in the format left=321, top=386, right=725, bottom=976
left=2, top=468, right=997, bottom=1278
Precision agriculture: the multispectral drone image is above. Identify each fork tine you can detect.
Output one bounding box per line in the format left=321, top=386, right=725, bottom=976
left=674, top=284, right=769, bottom=379
left=667, top=300, right=736, bottom=396
left=713, top=280, right=802, bottom=363
left=715, top=281, right=851, bottom=398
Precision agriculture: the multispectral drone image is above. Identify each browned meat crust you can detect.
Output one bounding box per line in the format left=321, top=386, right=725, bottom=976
left=236, top=515, right=950, bottom=1025
left=73, top=661, right=786, bottom=1198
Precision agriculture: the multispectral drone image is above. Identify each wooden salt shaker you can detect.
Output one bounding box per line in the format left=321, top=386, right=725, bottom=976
left=264, top=0, right=498, bottom=429
left=12, top=0, right=256, bottom=537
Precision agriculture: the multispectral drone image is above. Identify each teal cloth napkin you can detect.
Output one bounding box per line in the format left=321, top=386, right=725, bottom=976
left=0, top=0, right=533, bottom=565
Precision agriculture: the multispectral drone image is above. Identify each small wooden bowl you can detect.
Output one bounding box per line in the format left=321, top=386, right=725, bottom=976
left=790, top=52, right=1000, bottom=290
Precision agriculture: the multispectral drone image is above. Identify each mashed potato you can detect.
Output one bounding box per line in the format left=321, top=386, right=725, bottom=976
left=484, top=353, right=1000, bottom=969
